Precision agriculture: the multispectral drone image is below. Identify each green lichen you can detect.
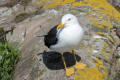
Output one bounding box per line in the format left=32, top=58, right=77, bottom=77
left=15, top=13, right=30, bottom=23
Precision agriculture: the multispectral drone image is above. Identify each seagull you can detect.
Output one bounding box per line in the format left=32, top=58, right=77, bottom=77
left=44, top=14, right=86, bottom=76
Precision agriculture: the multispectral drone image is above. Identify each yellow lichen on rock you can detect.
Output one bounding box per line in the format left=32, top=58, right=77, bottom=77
left=37, top=0, right=120, bottom=29
left=102, top=42, right=110, bottom=59
left=97, top=32, right=114, bottom=43
left=90, top=17, right=113, bottom=29
left=37, top=0, right=75, bottom=9
left=74, top=58, right=107, bottom=80
left=73, top=0, right=120, bottom=29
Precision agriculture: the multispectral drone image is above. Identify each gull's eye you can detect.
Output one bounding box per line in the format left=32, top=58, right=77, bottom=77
left=68, top=18, right=71, bottom=21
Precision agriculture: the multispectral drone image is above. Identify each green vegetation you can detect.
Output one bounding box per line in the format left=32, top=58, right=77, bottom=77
left=0, top=42, right=21, bottom=80
left=0, top=28, right=6, bottom=43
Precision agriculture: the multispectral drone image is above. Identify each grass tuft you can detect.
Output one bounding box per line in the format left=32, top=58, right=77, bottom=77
left=0, top=42, right=21, bottom=80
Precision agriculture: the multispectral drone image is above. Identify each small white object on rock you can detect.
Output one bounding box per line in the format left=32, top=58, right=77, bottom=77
left=92, top=50, right=98, bottom=54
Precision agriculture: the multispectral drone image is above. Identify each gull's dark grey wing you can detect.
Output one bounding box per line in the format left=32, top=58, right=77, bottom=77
left=44, top=25, right=58, bottom=48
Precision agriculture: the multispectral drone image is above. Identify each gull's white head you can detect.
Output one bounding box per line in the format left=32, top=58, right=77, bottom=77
left=57, top=14, right=79, bottom=30
left=62, top=14, right=78, bottom=25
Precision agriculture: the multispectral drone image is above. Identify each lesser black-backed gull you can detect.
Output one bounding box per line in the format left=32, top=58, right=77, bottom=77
left=44, top=14, right=86, bottom=76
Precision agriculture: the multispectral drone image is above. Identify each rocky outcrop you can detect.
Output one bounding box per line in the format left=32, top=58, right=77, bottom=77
left=0, top=0, right=120, bottom=80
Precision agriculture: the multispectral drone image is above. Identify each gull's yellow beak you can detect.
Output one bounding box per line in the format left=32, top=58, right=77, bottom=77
left=57, top=24, right=64, bottom=30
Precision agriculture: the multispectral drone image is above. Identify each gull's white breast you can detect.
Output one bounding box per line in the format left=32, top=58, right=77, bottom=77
left=50, top=24, right=84, bottom=53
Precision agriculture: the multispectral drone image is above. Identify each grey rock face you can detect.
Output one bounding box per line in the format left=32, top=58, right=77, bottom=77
left=0, top=0, right=120, bottom=80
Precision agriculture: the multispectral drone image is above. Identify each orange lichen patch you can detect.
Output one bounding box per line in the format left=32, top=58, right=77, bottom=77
left=74, top=58, right=107, bottom=80
left=97, top=32, right=114, bottom=43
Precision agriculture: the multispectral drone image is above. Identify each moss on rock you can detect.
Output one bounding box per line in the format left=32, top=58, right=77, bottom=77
left=14, top=13, right=30, bottom=23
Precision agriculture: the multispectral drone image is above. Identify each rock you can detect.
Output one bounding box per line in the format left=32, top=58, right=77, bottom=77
left=9, top=13, right=111, bottom=80
left=14, top=12, right=30, bottom=23
left=0, top=0, right=120, bottom=80
left=116, top=28, right=120, bottom=38
left=0, top=7, right=14, bottom=25
left=0, top=7, right=12, bottom=17
left=0, top=0, right=17, bottom=7
left=108, top=0, right=120, bottom=12
left=12, top=4, right=25, bottom=14
left=19, top=0, right=32, bottom=6
left=11, top=15, right=63, bottom=80
left=25, top=6, right=37, bottom=14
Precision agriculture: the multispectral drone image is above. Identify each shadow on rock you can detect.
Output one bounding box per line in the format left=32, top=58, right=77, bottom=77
left=40, top=51, right=81, bottom=70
